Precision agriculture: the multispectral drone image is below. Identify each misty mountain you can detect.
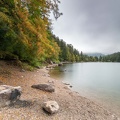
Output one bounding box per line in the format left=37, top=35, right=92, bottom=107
left=85, top=53, right=105, bottom=57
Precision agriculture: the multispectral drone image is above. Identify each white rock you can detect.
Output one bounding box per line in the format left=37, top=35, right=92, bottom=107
left=43, top=101, right=59, bottom=114
left=0, top=85, right=22, bottom=107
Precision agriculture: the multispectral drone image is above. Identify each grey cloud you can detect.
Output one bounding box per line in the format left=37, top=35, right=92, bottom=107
left=52, top=0, right=120, bottom=54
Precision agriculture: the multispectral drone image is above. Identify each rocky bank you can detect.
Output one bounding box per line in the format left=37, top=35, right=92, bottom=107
left=0, top=60, right=119, bottom=120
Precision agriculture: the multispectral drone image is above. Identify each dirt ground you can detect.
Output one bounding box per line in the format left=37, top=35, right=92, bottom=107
left=0, top=60, right=119, bottom=120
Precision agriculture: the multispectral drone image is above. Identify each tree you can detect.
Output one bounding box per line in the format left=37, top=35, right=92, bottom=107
left=0, top=0, right=61, bottom=66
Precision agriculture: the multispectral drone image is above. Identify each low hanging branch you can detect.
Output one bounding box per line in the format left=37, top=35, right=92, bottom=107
left=46, top=0, right=63, bottom=19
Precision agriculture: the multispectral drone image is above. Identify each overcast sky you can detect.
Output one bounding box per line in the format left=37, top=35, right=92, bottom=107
left=51, top=0, right=120, bottom=54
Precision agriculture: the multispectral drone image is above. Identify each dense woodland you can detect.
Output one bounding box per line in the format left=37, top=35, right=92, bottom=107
left=0, top=0, right=62, bottom=66
left=0, top=0, right=120, bottom=67
left=0, top=0, right=97, bottom=66
left=99, top=52, right=120, bottom=62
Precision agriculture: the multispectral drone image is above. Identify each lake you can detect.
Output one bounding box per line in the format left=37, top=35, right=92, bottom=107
left=50, top=62, right=120, bottom=117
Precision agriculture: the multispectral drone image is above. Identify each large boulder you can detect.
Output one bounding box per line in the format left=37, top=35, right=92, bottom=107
left=0, top=85, right=22, bottom=107
left=43, top=101, right=59, bottom=114
left=31, top=84, right=55, bottom=92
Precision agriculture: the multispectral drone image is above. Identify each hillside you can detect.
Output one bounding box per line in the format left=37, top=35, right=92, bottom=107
left=100, top=52, right=120, bottom=62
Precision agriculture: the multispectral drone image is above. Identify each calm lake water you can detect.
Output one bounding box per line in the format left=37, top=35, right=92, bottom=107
left=50, top=62, right=120, bottom=117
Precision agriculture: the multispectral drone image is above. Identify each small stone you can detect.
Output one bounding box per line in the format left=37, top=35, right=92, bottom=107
left=64, top=86, right=69, bottom=89
left=43, top=101, right=59, bottom=114
left=42, top=74, right=46, bottom=76
left=48, top=80, right=54, bottom=84
left=21, top=69, right=25, bottom=72
left=63, top=83, right=70, bottom=85
left=47, top=75, right=50, bottom=77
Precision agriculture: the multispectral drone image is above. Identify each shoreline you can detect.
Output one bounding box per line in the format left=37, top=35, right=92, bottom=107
left=0, top=61, right=119, bottom=120
left=50, top=62, right=120, bottom=118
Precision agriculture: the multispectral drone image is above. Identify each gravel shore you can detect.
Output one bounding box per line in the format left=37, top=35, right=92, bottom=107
left=0, top=61, right=119, bottom=120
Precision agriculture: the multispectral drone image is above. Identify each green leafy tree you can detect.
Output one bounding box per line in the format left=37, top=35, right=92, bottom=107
left=0, top=0, right=61, bottom=66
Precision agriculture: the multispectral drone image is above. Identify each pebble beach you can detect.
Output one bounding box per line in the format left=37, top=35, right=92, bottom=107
left=0, top=60, right=119, bottom=120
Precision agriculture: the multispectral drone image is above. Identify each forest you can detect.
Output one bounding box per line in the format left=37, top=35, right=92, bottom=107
left=0, top=0, right=119, bottom=67
left=0, top=0, right=61, bottom=66
left=0, top=0, right=98, bottom=66
left=99, top=52, right=120, bottom=62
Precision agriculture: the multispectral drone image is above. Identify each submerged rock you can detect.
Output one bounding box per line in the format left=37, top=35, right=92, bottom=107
left=31, top=84, right=55, bottom=92
left=43, top=101, right=59, bottom=114
left=0, top=85, right=22, bottom=107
